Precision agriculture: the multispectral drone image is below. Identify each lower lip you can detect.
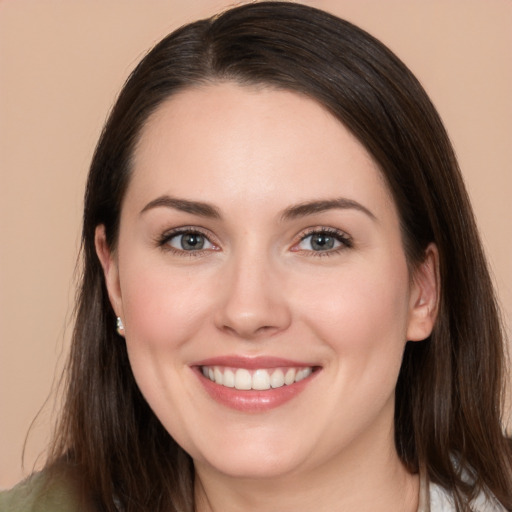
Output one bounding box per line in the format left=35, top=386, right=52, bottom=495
left=194, top=368, right=319, bottom=412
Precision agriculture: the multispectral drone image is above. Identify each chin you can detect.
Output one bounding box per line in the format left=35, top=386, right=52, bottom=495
left=190, top=433, right=311, bottom=480
left=200, top=452, right=304, bottom=480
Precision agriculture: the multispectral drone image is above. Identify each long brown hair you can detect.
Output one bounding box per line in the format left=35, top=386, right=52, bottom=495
left=48, top=2, right=512, bottom=510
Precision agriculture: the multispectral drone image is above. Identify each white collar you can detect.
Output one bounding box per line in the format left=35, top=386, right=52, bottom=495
left=417, top=471, right=506, bottom=512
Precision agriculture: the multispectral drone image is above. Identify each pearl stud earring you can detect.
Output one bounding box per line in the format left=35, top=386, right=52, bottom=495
left=116, top=317, right=125, bottom=336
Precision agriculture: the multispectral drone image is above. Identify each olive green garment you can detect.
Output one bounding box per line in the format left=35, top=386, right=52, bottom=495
left=0, top=469, right=96, bottom=512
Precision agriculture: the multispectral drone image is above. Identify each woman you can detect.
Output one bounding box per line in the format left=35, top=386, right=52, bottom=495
left=1, top=2, right=510, bottom=511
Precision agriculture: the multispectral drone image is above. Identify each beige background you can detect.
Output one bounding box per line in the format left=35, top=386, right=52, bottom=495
left=1, top=0, right=511, bottom=489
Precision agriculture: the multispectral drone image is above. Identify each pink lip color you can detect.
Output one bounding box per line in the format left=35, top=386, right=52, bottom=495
left=192, top=356, right=319, bottom=413
left=194, top=355, right=312, bottom=370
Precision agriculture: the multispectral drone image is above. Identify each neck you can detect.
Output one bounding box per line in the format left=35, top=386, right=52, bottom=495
left=194, top=424, right=419, bottom=512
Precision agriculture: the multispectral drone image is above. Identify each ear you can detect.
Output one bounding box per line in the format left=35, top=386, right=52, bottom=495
left=406, top=243, right=440, bottom=342
left=95, top=225, right=124, bottom=319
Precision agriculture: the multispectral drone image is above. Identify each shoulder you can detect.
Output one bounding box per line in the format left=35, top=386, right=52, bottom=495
left=429, top=481, right=507, bottom=512
left=0, top=466, right=97, bottom=512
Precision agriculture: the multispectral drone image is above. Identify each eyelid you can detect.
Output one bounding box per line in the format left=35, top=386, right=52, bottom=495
left=156, top=226, right=220, bottom=254
left=290, top=226, right=353, bottom=255
left=155, top=225, right=352, bottom=256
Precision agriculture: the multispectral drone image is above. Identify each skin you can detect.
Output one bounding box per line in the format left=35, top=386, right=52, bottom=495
left=96, top=83, right=438, bottom=512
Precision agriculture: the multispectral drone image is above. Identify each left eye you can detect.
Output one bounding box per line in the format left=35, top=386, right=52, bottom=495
left=297, top=231, right=349, bottom=252
left=167, top=232, right=214, bottom=251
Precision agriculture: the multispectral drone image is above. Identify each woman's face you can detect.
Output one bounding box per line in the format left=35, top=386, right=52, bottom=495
left=97, top=83, right=436, bottom=480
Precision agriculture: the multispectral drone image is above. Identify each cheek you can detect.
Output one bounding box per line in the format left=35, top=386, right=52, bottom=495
left=119, top=258, right=216, bottom=350
left=296, top=260, right=411, bottom=439
left=116, top=256, right=217, bottom=441
left=298, top=258, right=411, bottom=369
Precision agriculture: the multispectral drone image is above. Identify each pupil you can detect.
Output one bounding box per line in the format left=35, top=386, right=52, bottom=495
left=182, top=234, right=204, bottom=250
left=312, top=234, right=334, bottom=251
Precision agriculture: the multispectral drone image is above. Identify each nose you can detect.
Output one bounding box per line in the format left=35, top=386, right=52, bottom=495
left=214, top=251, right=292, bottom=340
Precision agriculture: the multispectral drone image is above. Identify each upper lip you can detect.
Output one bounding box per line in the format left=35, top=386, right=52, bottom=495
left=193, top=355, right=317, bottom=370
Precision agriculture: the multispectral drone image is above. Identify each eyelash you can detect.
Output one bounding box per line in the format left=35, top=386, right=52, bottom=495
left=156, top=227, right=218, bottom=257
left=293, top=227, right=353, bottom=257
left=156, top=226, right=353, bottom=257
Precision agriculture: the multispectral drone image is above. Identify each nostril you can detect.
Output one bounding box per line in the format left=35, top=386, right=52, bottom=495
left=220, top=323, right=277, bottom=339
left=213, top=275, right=293, bottom=338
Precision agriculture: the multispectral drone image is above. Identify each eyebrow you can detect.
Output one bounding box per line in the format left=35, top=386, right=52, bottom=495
left=140, top=195, right=375, bottom=222
left=281, top=198, right=376, bottom=221
left=140, top=195, right=222, bottom=219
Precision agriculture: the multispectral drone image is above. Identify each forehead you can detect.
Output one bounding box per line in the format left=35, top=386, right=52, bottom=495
left=128, top=82, right=394, bottom=217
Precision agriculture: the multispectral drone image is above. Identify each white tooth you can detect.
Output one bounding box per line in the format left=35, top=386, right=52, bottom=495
left=208, top=368, right=215, bottom=381
left=202, top=366, right=209, bottom=378
left=214, top=367, right=223, bottom=385
left=295, top=369, right=305, bottom=382
left=270, top=369, right=285, bottom=388
left=234, top=369, right=252, bottom=390
left=295, top=367, right=312, bottom=382
left=252, top=369, right=271, bottom=390
left=223, top=369, right=235, bottom=388
left=284, top=368, right=296, bottom=385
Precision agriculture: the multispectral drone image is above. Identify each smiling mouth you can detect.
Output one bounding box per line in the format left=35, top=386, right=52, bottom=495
left=201, top=366, right=315, bottom=390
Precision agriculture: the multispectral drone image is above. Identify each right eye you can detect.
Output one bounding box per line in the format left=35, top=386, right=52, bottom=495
left=159, top=229, right=217, bottom=254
